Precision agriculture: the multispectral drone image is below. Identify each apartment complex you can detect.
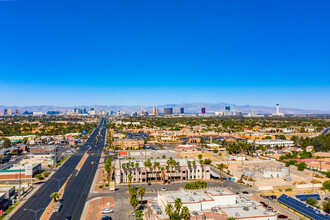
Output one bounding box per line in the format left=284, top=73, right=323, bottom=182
left=114, top=158, right=210, bottom=184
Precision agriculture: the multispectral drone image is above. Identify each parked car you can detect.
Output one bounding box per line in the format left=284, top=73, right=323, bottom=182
left=162, top=187, right=166, bottom=191
left=266, top=206, right=273, bottom=212
left=270, top=195, right=277, bottom=200
left=147, top=182, right=151, bottom=186
left=101, top=208, right=113, bottom=214
left=101, top=216, right=112, bottom=220
left=242, top=191, right=249, bottom=194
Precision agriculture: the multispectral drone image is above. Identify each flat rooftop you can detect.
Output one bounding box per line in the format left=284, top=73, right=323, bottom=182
left=120, top=158, right=200, bottom=168
left=160, top=188, right=235, bottom=204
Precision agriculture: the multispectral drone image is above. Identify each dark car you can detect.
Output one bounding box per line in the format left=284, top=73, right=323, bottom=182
left=65, top=216, right=72, bottom=220
left=242, top=191, right=249, bottom=194
left=147, top=182, right=151, bottom=186
left=101, top=216, right=112, bottom=220
left=277, top=214, right=288, bottom=219
left=270, top=195, right=277, bottom=200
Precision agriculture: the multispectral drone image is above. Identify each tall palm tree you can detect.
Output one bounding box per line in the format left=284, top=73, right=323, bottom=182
left=166, top=165, right=170, bottom=183
left=174, top=198, right=182, bottom=213
left=130, top=195, right=139, bottom=212
left=181, top=206, right=190, bottom=220
left=200, top=160, right=204, bottom=179
left=138, top=186, right=145, bottom=205
left=165, top=204, right=173, bottom=219
left=161, top=167, right=165, bottom=183
left=128, top=173, right=133, bottom=184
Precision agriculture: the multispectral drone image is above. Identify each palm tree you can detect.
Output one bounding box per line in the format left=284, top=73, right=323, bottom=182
left=174, top=198, right=182, bottom=213
left=181, top=206, right=190, bottom=220
left=218, top=163, right=225, bottom=180
left=165, top=204, right=173, bottom=218
left=50, top=192, right=59, bottom=202
left=128, top=173, right=133, bottom=184
left=200, top=160, right=204, bottom=179
left=161, top=167, right=165, bottom=184
left=138, top=186, right=145, bottom=205
left=134, top=210, right=143, bottom=220
left=130, top=195, right=139, bottom=212
left=135, top=162, right=139, bottom=182
left=166, top=165, right=170, bottom=183
left=129, top=185, right=137, bottom=196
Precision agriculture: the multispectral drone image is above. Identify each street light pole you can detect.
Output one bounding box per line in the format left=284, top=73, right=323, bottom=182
left=24, top=208, right=46, bottom=220
left=49, top=177, right=68, bottom=191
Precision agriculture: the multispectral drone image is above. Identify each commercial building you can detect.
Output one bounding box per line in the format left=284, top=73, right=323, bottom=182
left=112, top=139, right=144, bottom=150
left=147, top=188, right=277, bottom=220
left=3, top=109, right=12, bottom=116
left=114, top=158, right=210, bottom=184
left=164, top=108, right=173, bottom=115
left=0, top=164, right=41, bottom=180
left=15, top=109, right=20, bottom=115
left=174, top=108, right=178, bottom=115
left=152, top=107, right=159, bottom=116
left=225, top=106, right=230, bottom=111
left=201, top=107, right=206, bottom=114
left=247, top=139, right=294, bottom=147
left=180, top=107, right=184, bottom=114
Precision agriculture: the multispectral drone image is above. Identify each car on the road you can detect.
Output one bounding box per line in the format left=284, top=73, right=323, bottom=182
left=242, top=191, right=249, bottom=194
left=65, top=216, right=72, bottom=220
left=53, top=202, right=62, bottom=212
left=161, top=187, right=166, bottom=191
left=171, top=182, right=175, bottom=185
left=101, top=208, right=113, bottom=214
left=277, top=214, right=288, bottom=219
left=101, top=216, right=112, bottom=220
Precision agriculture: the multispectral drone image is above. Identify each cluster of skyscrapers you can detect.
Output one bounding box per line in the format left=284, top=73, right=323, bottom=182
left=2, top=109, right=20, bottom=116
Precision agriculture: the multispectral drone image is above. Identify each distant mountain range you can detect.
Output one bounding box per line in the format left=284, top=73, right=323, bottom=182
left=0, top=103, right=329, bottom=115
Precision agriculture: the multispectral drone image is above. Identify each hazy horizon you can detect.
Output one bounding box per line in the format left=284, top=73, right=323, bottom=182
left=0, top=0, right=329, bottom=110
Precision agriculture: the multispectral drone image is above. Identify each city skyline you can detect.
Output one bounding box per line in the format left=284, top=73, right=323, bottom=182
left=0, top=0, right=329, bottom=110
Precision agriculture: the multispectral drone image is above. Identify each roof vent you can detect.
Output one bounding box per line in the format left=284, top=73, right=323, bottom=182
left=235, top=212, right=240, bottom=217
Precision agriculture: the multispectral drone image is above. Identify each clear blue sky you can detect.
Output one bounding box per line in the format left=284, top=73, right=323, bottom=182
left=0, top=0, right=329, bottom=110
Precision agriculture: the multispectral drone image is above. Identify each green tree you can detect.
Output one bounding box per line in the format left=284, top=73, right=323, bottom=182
left=165, top=204, right=173, bottom=218
left=174, top=198, right=182, bottom=213
left=297, top=162, right=307, bottom=171
left=129, top=186, right=137, bottom=196
left=323, top=200, right=330, bottom=214
left=306, top=198, right=317, bottom=207
left=104, top=156, right=112, bottom=183
left=134, top=210, right=143, bottom=220
left=50, top=192, right=59, bottom=202
left=322, top=180, right=330, bottom=192
left=138, top=186, right=145, bottom=205
left=181, top=206, right=190, bottom=220
left=198, top=154, right=202, bottom=160
left=130, top=195, right=139, bottom=212
left=2, top=138, right=11, bottom=148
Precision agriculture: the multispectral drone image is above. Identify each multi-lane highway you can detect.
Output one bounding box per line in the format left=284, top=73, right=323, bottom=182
left=50, top=119, right=107, bottom=220
left=10, top=118, right=107, bottom=220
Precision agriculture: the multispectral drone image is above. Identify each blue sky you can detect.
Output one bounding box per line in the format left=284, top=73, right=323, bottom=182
left=0, top=0, right=329, bottom=110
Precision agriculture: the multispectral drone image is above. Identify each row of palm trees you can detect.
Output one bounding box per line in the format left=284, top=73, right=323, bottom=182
left=122, top=157, right=208, bottom=184
left=165, top=198, right=190, bottom=220
left=129, top=186, right=146, bottom=211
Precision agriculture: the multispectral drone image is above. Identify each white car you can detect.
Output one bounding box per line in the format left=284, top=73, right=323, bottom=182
left=162, top=188, right=166, bottom=191
left=101, top=208, right=113, bottom=214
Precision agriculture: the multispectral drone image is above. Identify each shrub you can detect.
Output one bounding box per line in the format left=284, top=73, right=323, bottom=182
left=285, top=188, right=292, bottom=191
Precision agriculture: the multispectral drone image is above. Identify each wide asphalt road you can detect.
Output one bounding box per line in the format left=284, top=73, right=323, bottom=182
left=10, top=119, right=106, bottom=220
left=50, top=119, right=107, bottom=220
